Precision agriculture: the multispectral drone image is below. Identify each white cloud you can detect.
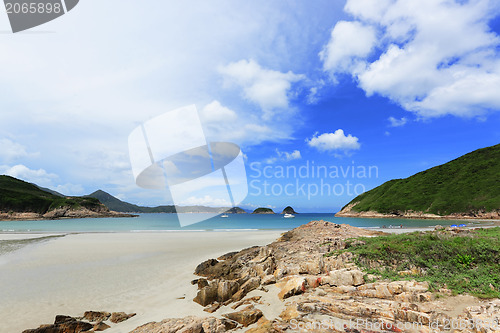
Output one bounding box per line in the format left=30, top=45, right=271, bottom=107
left=219, top=59, right=305, bottom=118
left=320, top=21, right=376, bottom=74
left=306, top=129, right=360, bottom=152
left=277, top=149, right=302, bottom=161
left=1, top=164, right=57, bottom=187
left=388, top=116, right=408, bottom=127
left=321, top=0, right=500, bottom=118
left=265, top=149, right=302, bottom=164
left=0, top=164, right=85, bottom=196
left=201, top=101, right=238, bottom=122
left=0, top=139, right=38, bottom=162
left=180, top=195, right=231, bottom=207
left=200, top=100, right=293, bottom=146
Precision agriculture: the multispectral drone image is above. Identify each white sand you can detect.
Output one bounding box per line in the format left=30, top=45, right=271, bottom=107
left=0, top=231, right=283, bottom=333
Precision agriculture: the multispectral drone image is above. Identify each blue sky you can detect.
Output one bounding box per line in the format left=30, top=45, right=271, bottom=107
left=1, top=0, right=500, bottom=212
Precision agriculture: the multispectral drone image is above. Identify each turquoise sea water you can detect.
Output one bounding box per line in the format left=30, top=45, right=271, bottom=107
left=0, top=213, right=474, bottom=233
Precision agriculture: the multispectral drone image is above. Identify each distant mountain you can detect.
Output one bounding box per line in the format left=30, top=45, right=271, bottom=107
left=252, top=207, right=275, bottom=214
left=87, top=190, right=247, bottom=214
left=0, top=176, right=132, bottom=220
left=35, top=186, right=64, bottom=197
left=336, top=144, right=500, bottom=219
left=281, top=206, right=298, bottom=214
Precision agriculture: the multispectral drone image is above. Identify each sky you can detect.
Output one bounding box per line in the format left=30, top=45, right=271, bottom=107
left=1, top=0, right=500, bottom=213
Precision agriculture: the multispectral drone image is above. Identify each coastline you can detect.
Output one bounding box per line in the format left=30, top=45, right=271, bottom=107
left=335, top=210, right=500, bottom=222
left=0, top=211, right=137, bottom=222
left=0, top=230, right=283, bottom=333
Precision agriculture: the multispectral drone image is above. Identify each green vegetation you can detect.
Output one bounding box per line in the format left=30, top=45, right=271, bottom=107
left=337, top=228, right=500, bottom=298
left=281, top=206, right=298, bottom=214
left=0, top=175, right=101, bottom=214
left=343, top=143, right=500, bottom=215
left=252, top=207, right=275, bottom=214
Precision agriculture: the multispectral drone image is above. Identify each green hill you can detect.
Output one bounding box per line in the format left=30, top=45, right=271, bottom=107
left=337, top=143, right=500, bottom=217
left=86, top=190, right=156, bottom=213
left=0, top=175, right=102, bottom=214
left=87, top=190, right=247, bottom=214
left=252, top=207, right=275, bottom=214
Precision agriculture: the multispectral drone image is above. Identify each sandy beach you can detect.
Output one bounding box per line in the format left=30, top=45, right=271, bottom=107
left=0, top=231, right=283, bottom=333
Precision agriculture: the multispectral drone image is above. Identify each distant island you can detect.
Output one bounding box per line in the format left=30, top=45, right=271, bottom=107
left=336, top=143, right=500, bottom=219
left=281, top=206, right=298, bottom=214
left=0, top=176, right=134, bottom=221
left=87, top=190, right=247, bottom=214
left=252, top=207, right=275, bottom=214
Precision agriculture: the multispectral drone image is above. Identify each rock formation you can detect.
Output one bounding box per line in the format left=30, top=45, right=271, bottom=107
left=281, top=206, right=298, bottom=214
left=251, top=207, right=275, bottom=214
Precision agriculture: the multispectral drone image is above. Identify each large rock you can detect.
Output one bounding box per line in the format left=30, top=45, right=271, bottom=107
left=83, top=311, right=110, bottom=322
left=22, top=317, right=93, bottom=333
left=231, top=277, right=261, bottom=302
left=109, top=312, right=136, bottom=323
left=222, top=305, right=263, bottom=327
left=130, top=316, right=237, bottom=333
left=277, top=276, right=306, bottom=299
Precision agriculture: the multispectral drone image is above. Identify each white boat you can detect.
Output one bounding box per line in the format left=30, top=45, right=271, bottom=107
left=283, top=213, right=295, bottom=218
left=221, top=214, right=229, bottom=218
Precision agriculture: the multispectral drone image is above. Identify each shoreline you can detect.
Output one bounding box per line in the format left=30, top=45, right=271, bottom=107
left=0, top=230, right=284, bottom=333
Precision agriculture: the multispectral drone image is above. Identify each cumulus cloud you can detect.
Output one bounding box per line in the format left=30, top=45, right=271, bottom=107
left=321, top=0, right=500, bottom=118
left=219, top=59, right=305, bottom=118
left=201, top=101, right=238, bottom=122
left=388, top=116, right=408, bottom=127
left=306, top=129, right=360, bottom=152
left=320, top=21, right=377, bottom=74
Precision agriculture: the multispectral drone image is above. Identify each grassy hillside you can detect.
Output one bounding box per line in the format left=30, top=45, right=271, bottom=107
left=0, top=175, right=101, bottom=214
left=342, top=143, right=500, bottom=216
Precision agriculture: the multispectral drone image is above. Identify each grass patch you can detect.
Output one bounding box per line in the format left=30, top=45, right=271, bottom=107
left=338, top=228, right=500, bottom=298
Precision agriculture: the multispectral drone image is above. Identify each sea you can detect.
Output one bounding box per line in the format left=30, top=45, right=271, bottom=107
left=0, top=213, right=479, bottom=233
left=0, top=213, right=489, bottom=257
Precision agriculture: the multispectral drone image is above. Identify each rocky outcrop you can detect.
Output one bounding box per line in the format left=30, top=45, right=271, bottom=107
left=130, top=316, right=238, bottom=333
left=181, top=221, right=500, bottom=333
left=222, top=305, right=263, bottom=327
left=336, top=202, right=500, bottom=220
left=22, top=316, right=94, bottom=333
left=22, top=311, right=136, bottom=333
left=109, top=311, right=136, bottom=323
left=0, top=206, right=136, bottom=221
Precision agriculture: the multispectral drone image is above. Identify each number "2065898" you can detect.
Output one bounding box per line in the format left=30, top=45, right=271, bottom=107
left=5, top=2, right=62, bottom=14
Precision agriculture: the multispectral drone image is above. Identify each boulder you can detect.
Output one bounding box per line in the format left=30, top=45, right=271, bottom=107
left=83, top=311, right=110, bottom=322
left=231, top=277, right=261, bottom=302
left=222, top=305, right=263, bottom=327
left=262, top=274, right=276, bottom=285
left=22, top=318, right=93, bottom=333
left=130, top=316, right=237, bottom=333
left=277, top=276, right=306, bottom=299
left=194, top=282, right=218, bottom=306
left=109, top=312, right=136, bottom=323
left=93, top=322, right=111, bottom=331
